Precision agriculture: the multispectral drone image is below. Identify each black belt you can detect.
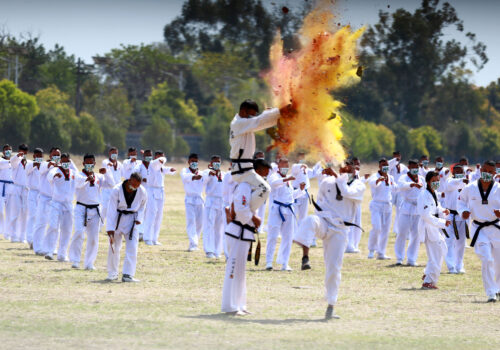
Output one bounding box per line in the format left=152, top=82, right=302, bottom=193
left=230, top=220, right=258, bottom=263
left=77, top=202, right=101, bottom=227
left=448, top=209, right=469, bottom=239
left=434, top=213, right=449, bottom=238
left=230, top=149, right=254, bottom=175
left=116, top=209, right=136, bottom=240
left=311, top=196, right=364, bottom=232
left=470, top=219, right=500, bottom=247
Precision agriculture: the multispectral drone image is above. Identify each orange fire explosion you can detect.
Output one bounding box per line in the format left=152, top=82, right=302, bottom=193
left=264, top=0, right=364, bottom=163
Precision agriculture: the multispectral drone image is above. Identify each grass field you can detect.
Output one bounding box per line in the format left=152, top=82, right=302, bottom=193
left=0, top=161, right=498, bottom=349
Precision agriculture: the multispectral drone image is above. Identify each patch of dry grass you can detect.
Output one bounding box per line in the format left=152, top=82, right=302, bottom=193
left=0, top=161, right=498, bottom=349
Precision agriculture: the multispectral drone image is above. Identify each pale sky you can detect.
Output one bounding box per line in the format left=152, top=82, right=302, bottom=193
left=1, top=0, right=499, bottom=86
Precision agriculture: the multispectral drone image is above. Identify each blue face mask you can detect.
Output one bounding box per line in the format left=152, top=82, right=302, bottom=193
left=435, top=162, right=443, bottom=169
left=454, top=173, right=464, bottom=179
left=61, top=162, right=70, bottom=170
left=190, top=162, right=198, bottom=170
left=145, top=156, right=153, bottom=162
left=212, top=162, right=221, bottom=171
left=4, top=150, right=11, bottom=158
left=34, top=157, right=43, bottom=163
left=431, top=181, right=440, bottom=191
left=481, top=172, right=493, bottom=182
left=110, top=153, right=118, bottom=160
left=497, top=168, right=500, bottom=174
left=422, top=160, right=429, bottom=167
left=410, top=168, right=419, bottom=176
left=52, top=155, right=61, bottom=163
left=381, top=166, right=389, bottom=173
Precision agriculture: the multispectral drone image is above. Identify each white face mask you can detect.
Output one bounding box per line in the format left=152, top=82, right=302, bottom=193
left=61, top=162, right=70, bottom=170
left=84, top=164, right=94, bottom=172
left=212, top=162, right=221, bottom=171
left=298, top=159, right=305, bottom=164
left=280, top=167, right=289, bottom=176
left=435, top=162, right=443, bottom=169
left=190, top=162, right=198, bottom=170
left=145, top=156, right=153, bottom=162
left=410, top=168, right=419, bottom=176
left=4, top=150, right=12, bottom=158
left=381, top=166, right=389, bottom=173
left=454, top=173, right=464, bottom=179
left=481, top=172, right=493, bottom=183
left=431, top=181, right=440, bottom=190
left=110, top=153, right=118, bottom=160
left=128, top=184, right=137, bottom=192
left=52, top=155, right=61, bottom=163
left=34, top=157, right=43, bottom=163
left=422, top=160, right=429, bottom=167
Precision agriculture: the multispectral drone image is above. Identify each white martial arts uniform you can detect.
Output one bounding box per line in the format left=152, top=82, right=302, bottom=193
left=367, top=172, right=396, bottom=258
left=25, top=161, right=42, bottom=245
left=222, top=171, right=237, bottom=257
left=0, top=157, right=13, bottom=239
left=221, top=182, right=256, bottom=313
left=346, top=172, right=367, bottom=253
left=419, top=166, right=430, bottom=178
left=181, top=167, right=205, bottom=250
left=68, top=170, right=113, bottom=269
left=100, top=158, right=123, bottom=227
left=444, top=176, right=468, bottom=273
left=266, top=172, right=305, bottom=268
left=388, top=158, right=408, bottom=236
left=458, top=180, right=500, bottom=299
left=294, top=174, right=365, bottom=306
left=45, top=167, right=77, bottom=260
left=417, top=188, right=448, bottom=285
left=395, top=173, right=425, bottom=265
left=106, top=181, right=147, bottom=279
left=32, top=161, right=55, bottom=254
left=8, top=154, right=29, bottom=242
left=291, top=163, right=314, bottom=226
left=202, top=169, right=225, bottom=257
left=122, top=158, right=142, bottom=180
left=136, top=157, right=175, bottom=244
left=229, top=109, right=280, bottom=211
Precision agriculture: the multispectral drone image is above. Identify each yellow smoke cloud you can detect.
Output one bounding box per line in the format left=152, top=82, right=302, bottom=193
left=264, top=0, right=364, bottom=162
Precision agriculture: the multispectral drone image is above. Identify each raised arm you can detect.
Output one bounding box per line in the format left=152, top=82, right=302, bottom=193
left=336, top=174, right=365, bottom=202
left=230, top=108, right=280, bottom=136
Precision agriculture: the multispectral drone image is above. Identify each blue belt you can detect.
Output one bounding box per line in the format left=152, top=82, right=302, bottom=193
left=273, top=200, right=295, bottom=222
left=294, top=188, right=311, bottom=204
left=0, top=180, right=13, bottom=197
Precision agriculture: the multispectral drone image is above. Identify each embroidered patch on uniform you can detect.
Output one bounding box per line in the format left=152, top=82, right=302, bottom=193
left=230, top=274, right=234, bottom=279
left=242, top=196, right=247, bottom=205
left=424, top=205, right=428, bottom=209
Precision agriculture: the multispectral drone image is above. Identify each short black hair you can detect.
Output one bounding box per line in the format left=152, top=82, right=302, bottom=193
left=128, top=147, right=136, bottom=153
left=18, top=143, right=28, bottom=152
left=484, top=160, right=496, bottom=167
left=143, top=149, right=152, bottom=154
left=393, top=151, right=400, bottom=155
left=408, top=159, right=419, bottom=166
left=49, top=146, right=60, bottom=153
left=61, top=152, right=70, bottom=159
left=379, top=157, right=388, bottom=164
left=239, top=99, right=259, bottom=113
left=155, top=150, right=164, bottom=156
left=34, top=148, right=43, bottom=154
left=3, top=144, right=11, bottom=150
left=420, top=155, right=428, bottom=160
left=83, top=154, right=95, bottom=161
left=426, top=171, right=438, bottom=183
left=344, top=159, right=354, bottom=166
left=435, top=156, right=444, bottom=160
left=188, top=153, right=198, bottom=160
left=254, top=159, right=272, bottom=171
left=211, top=155, right=221, bottom=161
left=109, top=147, right=118, bottom=152
left=130, top=172, right=142, bottom=182
left=459, top=156, right=468, bottom=163
left=253, top=151, right=264, bottom=159
left=351, top=157, right=359, bottom=162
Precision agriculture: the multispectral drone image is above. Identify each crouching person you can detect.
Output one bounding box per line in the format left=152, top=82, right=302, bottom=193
left=106, top=172, right=147, bottom=282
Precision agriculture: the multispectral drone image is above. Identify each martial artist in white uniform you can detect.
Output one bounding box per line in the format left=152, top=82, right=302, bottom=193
left=221, top=159, right=271, bottom=315
left=266, top=158, right=305, bottom=271
left=431, top=157, right=449, bottom=207
left=458, top=161, right=500, bottom=302
left=122, top=147, right=142, bottom=180
left=346, top=158, right=367, bottom=253
left=69, top=154, right=113, bottom=269
left=294, top=162, right=365, bottom=319
left=367, top=158, right=396, bottom=260
left=101, top=147, right=122, bottom=227
left=291, top=154, right=314, bottom=228
left=8, top=145, right=30, bottom=243
left=32, top=148, right=60, bottom=255
left=395, top=160, right=425, bottom=266
left=388, top=152, right=408, bottom=236
left=202, top=156, right=225, bottom=258
left=417, top=171, right=451, bottom=289
left=253, top=151, right=267, bottom=234
left=229, top=100, right=280, bottom=212
left=106, top=173, right=147, bottom=282
left=222, top=168, right=237, bottom=258
left=0, top=145, right=13, bottom=239
left=138, top=151, right=175, bottom=245
left=25, top=149, right=44, bottom=247
left=444, top=165, right=469, bottom=274
left=419, top=155, right=430, bottom=177
left=45, top=153, right=76, bottom=261
left=181, top=154, right=205, bottom=251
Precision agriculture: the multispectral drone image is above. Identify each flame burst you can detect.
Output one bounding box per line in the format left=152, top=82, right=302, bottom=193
left=264, top=0, right=364, bottom=162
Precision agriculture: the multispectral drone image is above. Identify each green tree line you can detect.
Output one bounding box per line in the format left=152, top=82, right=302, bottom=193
left=0, top=0, right=499, bottom=161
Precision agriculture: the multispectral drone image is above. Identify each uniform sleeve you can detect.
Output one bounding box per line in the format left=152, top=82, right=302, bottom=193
left=25, top=162, right=35, bottom=175
left=151, top=157, right=166, bottom=171
left=269, top=173, right=285, bottom=190
left=69, top=159, right=78, bottom=172
left=181, top=168, right=194, bottom=185
left=234, top=183, right=253, bottom=224
left=457, top=186, right=471, bottom=216
left=0, top=158, right=10, bottom=170
left=418, top=192, right=447, bottom=229
left=105, top=188, right=119, bottom=231
left=47, top=167, right=59, bottom=184
left=163, top=166, right=176, bottom=175
left=230, top=108, right=280, bottom=136
left=10, top=154, right=22, bottom=169
left=75, top=172, right=88, bottom=189
left=292, top=187, right=306, bottom=200
left=445, top=178, right=463, bottom=192
left=336, top=174, right=365, bottom=202
left=136, top=188, right=147, bottom=224
left=398, top=175, right=413, bottom=191
left=388, top=158, right=399, bottom=171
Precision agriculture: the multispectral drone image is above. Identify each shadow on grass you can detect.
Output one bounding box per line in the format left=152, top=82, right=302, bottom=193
left=182, top=314, right=333, bottom=325
left=90, top=279, right=119, bottom=284
left=386, top=263, right=419, bottom=268
left=399, top=287, right=429, bottom=291
left=5, top=247, right=30, bottom=251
